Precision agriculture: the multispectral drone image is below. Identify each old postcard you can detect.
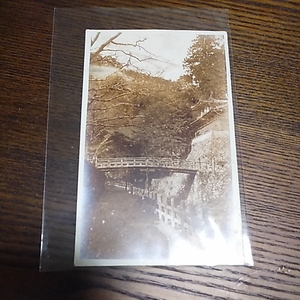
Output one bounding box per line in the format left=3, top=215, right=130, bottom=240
left=75, top=30, right=245, bottom=266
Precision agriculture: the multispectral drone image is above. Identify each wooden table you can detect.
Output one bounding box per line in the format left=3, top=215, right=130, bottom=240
left=0, top=1, right=299, bottom=299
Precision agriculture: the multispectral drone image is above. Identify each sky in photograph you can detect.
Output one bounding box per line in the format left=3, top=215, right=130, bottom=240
left=88, top=30, right=225, bottom=81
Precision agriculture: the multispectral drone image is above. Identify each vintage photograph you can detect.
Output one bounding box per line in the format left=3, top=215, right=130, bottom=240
left=75, top=30, right=245, bottom=266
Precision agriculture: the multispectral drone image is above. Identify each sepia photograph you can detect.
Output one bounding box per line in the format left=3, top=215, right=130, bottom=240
left=75, top=30, right=245, bottom=266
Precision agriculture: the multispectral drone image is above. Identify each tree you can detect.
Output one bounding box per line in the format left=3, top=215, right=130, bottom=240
left=90, top=32, right=169, bottom=76
left=183, top=35, right=227, bottom=100
left=85, top=32, right=197, bottom=165
left=86, top=71, right=194, bottom=162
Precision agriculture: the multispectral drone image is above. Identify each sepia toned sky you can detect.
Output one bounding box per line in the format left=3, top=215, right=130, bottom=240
left=88, top=30, right=225, bottom=81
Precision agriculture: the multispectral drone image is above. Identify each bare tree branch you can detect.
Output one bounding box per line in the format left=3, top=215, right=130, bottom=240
left=104, top=48, right=149, bottom=63
left=91, top=32, right=101, bottom=47
left=98, top=114, right=145, bottom=122
left=90, top=32, right=172, bottom=71
left=89, top=98, right=133, bottom=111
left=91, top=32, right=122, bottom=61
left=110, top=38, right=146, bottom=47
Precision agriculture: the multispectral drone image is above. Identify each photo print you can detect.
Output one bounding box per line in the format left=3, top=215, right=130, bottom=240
left=75, top=30, right=245, bottom=266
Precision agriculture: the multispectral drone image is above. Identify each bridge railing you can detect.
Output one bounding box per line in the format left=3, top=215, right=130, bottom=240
left=95, top=157, right=200, bottom=171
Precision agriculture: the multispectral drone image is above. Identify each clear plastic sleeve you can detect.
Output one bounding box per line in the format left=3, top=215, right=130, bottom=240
left=40, top=7, right=253, bottom=271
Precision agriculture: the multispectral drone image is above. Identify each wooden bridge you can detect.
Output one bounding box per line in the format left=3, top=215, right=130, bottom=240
left=95, top=157, right=200, bottom=173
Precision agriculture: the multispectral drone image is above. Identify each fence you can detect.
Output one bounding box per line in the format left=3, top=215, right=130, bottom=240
left=107, top=180, right=192, bottom=233
left=156, top=196, right=191, bottom=233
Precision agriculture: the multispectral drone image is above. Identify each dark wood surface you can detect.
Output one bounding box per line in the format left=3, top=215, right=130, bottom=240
left=0, top=0, right=299, bottom=299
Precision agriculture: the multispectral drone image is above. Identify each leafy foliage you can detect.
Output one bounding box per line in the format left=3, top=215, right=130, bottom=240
left=86, top=67, right=195, bottom=162
left=183, top=35, right=227, bottom=100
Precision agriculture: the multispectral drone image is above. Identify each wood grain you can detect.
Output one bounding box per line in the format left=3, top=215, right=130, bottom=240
left=0, top=0, right=299, bottom=299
